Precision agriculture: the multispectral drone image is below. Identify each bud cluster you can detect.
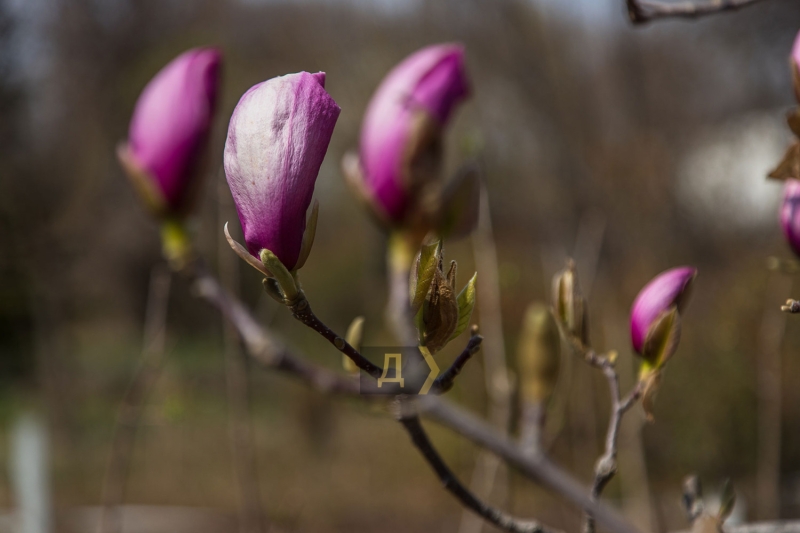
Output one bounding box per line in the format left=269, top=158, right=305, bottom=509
left=550, top=259, right=697, bottom=420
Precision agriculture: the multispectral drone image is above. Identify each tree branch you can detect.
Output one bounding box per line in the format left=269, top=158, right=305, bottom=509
left=626, top=0, right=769, bottom=24
left=583, top=358, right=643, bottom=533
left=288, top=294, right=384, bottom=379
left=397, top=408, right=560, bottom=533
left=431, top=330, right=484, bottom=394
left=417, top=396, right=642, bottom=533
left=187, top=261, right=643, bottom=533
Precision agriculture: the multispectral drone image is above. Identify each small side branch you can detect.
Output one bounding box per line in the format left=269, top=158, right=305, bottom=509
left=189, top=263, right=643, bottom=533
left=288, top=295, right=383, bottom=379
left=626, top=0, right=769, bottom=24
left=432, top=331, right=483, bottom=394
left=583, top=359, right=643, bottom=533
left=398, top=410, right=561, bottom=533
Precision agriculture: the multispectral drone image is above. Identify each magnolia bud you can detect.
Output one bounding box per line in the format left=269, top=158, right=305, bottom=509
left=420, top=259, right=460, bottom=353
left=412, top=243, right=477, bottom=353
left=353, top=44, right=470, bottom=227
left=551, top=260, right=588, bottom=345
left=630, top=266, right=696, bottom=366
left=517, top=304, right=561, bottom=405
left=224, top=72, right=340, bottom=272
left=120, top=48, right=222, bottom=218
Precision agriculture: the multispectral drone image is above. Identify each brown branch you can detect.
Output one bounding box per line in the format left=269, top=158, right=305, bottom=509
left=186, top=261, right=642, bottom=533
left=583, top=357, right=643, bottom=533
left=398, top=409, right=560, bottom=533
left=431, top=331, right=484, bottom=394
left=288, top=265, right=544, bottom=533
left=626, top=0, right=769, bottom=24
left=417, top=396, right=642, bottom=533
left=560, top=323, right=643, bottom=533
left=288, top=294, right=384, bottom=379
left=98, top=263, right=171, bottom=533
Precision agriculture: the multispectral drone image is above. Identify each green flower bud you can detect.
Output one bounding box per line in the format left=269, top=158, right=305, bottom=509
left=551, top=260, right=588, bottom=346
left=517, top=304, right=561, bottom=405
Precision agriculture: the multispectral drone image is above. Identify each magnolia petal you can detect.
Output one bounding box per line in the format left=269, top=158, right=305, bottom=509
left=630, top=266, right=696, bottom=354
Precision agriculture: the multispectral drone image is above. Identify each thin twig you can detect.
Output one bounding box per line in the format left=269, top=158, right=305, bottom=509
left=398, top=409, right=561, bottom=533
left=417, top=396, right=642, bottom=533
left=288, top=294, right=383, bottom=379
left=626, top=0, right=769, bottom=24
left=288, top=256, right=541, bottom=533
left=583, top=358, right=643, bottom=533
left=561, top=323, right=643, bottom=533
left=432, top=332, right=484, bottom=394
left=98, top=264, right=171, bottom=533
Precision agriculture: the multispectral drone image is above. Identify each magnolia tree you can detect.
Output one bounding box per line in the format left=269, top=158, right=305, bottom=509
left=107, top=11, right=800, bottom=533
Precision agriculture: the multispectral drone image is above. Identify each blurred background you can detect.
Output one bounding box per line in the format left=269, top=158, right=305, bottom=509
left=1, top=0, right=800, bottom=531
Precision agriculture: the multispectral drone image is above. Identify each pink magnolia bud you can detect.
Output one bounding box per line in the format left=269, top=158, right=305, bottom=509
left=359, top=44, right=470, bottom=223
left=224, top=72, right=340, bottom=270
left=780, top=179, right=800, bottom=256
left=124, top=48, right=222, bottom=215
left=630, top=267, right=697, bottom=355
